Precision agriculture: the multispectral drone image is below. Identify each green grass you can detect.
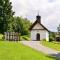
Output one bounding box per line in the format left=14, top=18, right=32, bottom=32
left=0, top=41, right=58, bottom=60
left=41, top=41, right=60, bottom=51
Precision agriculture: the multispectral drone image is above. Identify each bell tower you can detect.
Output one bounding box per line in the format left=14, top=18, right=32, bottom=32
left=36, top=14, right=41, bottom=23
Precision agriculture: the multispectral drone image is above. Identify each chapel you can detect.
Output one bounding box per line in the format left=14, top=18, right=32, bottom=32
left=29, top=15, right=49, bottom=41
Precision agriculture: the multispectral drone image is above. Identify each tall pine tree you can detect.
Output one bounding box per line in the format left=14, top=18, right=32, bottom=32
left=0, top=0, right=14, bottom=33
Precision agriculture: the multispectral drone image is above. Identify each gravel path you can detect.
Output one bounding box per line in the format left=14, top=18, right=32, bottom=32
left=20, top=41, right=60, bottom=59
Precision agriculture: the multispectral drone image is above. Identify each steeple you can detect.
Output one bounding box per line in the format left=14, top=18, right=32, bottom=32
left=36, top=14, right=41, bottom=23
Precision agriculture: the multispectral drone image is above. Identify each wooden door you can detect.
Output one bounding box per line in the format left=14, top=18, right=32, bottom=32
left=36, top=33, right=40, bottom=41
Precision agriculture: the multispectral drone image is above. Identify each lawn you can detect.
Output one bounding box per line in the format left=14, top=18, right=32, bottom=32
left=0, top=41, right=58, bottom=60
left=41, top=41, right=60, bottom=51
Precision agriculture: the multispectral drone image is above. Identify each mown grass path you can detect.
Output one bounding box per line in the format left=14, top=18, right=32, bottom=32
left=21, top=41, right=60, bottom=59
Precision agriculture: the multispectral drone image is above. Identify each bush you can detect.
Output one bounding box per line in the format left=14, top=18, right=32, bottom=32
left=22, top=36, right=30, bottom=41
left=49, top=37, right=55, bottom=42
left=49, top=32, right=56, bottom=42
left=0, top=34, right=4, bottom=41
left=42, top=39, right=46, bottom=41
left=20, top=36, right=24, bottom=41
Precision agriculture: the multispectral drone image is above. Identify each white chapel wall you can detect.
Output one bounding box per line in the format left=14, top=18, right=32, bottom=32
left=46, top=31, right=49, bottom=41
left=31, top=30, right=49, bottom=41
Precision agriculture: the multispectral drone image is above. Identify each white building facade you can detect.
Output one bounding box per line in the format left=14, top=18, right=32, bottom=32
left=29, top=15, right=49, bottom=41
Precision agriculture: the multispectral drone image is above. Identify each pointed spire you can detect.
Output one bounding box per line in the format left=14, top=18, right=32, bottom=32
left=38, top=11, right=39, bottom=16
left=36, top=12, right=41, bottom=23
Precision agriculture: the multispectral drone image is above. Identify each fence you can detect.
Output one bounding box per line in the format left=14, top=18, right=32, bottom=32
left=4, top=32, right=20, bottom=41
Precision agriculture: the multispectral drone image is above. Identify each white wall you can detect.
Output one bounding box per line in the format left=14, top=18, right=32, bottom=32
left=31, top=30, right=49, bottom=41
left=30, top=23, right=49, bottom=41
left=46, top=31, right=49, bottom=41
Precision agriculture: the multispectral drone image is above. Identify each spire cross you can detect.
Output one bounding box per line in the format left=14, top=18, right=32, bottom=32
left=38, top=11, right=39, bottom=16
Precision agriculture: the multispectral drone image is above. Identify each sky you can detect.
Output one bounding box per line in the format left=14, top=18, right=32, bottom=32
left=10, top=0, right=60, bottom=32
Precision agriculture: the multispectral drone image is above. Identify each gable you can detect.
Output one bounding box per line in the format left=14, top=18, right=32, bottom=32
left=32, top=23, right=44, bottom=29
left=29, top=20, right=49, bottom=32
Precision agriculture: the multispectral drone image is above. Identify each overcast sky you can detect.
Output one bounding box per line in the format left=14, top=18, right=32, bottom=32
left=10, top=0, right=60, bottom=32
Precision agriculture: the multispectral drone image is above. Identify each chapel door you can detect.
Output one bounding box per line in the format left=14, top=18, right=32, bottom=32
left=36, top=33, right=40, bottom=41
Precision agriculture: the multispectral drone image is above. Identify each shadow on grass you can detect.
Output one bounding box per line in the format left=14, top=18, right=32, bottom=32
left=47, top=53, right=60, bottom=60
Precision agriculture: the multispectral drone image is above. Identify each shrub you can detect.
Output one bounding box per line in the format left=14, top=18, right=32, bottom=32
left=20, top=35, right=30, bottom=41
left=0, top=34, right=4, bottom=41
left=49, top=37, right=54, bottom=42
left=49, top=32, right=56, bottom=42
left=22, top=36, right=30, bottom=41
left=42, top=39, right=46, bottom=41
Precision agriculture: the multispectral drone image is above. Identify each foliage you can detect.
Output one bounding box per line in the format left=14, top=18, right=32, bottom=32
left=42, top=39, right=46, bottom=41
left=0, top=41, right=58, bottom=60
left=57, top=24, right=60, bottom=32
left=8, top=17, right=31, bottom=36
left=57, top=24, right=60, bottom=37
left=0, top=0, right=14, bottom=33
left=0, top=34, right=3, bottom=41
left=49, top=32, right=56, bottom=42
left=0, top=0, right=31, bottom=36
left=21, top=35, right=30, bottom=41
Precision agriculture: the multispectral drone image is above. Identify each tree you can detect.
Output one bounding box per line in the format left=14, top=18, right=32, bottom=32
left=57, top=24, right=60, bottom=37
left=49, top=32, right=56, bottom=41
left=8, top=17, right=31, bottom=36
left=0, top=0, right=14, bottom=33
left=57, top=24, right=60, bottom=32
